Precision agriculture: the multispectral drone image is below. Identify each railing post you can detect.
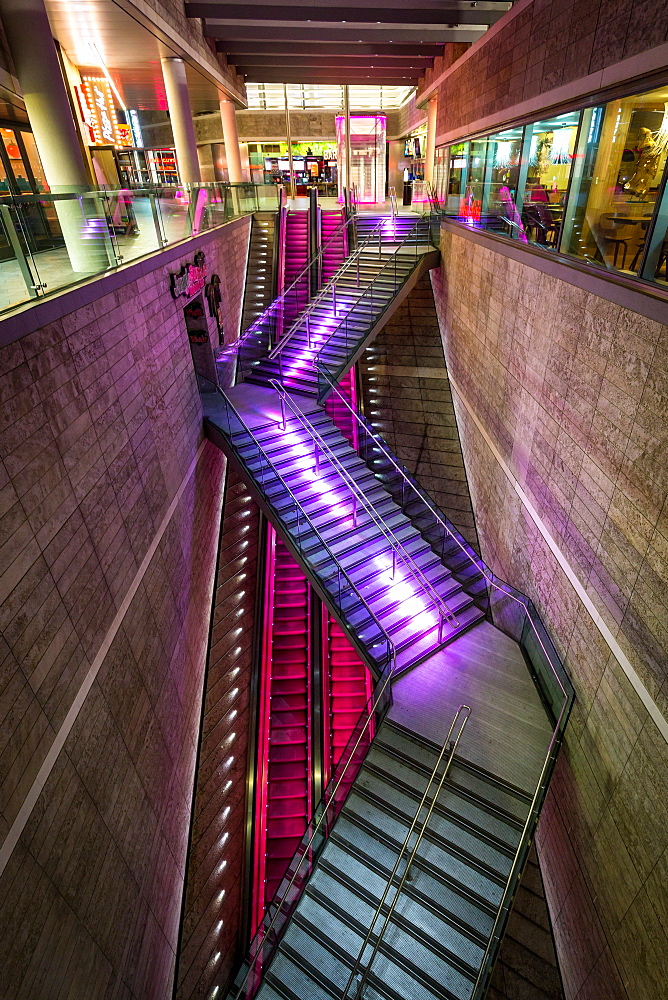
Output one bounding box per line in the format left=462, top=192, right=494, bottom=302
left=306, top=312, right=311, bottom=348
left=391, top=548, right=397, bottom=580
left=0, top=204, right=41, bottom=297
left=351, top=494, right=357, bottom=528
left=279, top=394, right=286, bottom=431
left=332, top=281, right=337, bottom=317
left=314, top=442, right=319, bottom=476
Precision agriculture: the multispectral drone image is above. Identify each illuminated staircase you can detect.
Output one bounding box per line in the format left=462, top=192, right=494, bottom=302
left=199, top=215, right=573, bottom=1000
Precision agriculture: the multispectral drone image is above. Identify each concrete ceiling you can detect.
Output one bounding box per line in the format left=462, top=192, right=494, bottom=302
left=44, top=0, right=237, bottom=111
left=185, top=0, right=514, bottom=85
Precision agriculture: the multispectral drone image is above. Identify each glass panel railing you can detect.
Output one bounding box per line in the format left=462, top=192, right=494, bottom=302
left=198, top=374, right=393, bottom=675
left=316, top=368, right=574, bottom=728
left=0, top=181, right=264, bottom=317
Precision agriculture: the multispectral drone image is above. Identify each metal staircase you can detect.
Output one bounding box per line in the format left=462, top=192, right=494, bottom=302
left=259, top=719, right=531, bottom=1000
left=241, top=212, right=278, bottom=333
left=199, top=213, right=573, bottom=1000
left=241, top=217, right=437, bottom=398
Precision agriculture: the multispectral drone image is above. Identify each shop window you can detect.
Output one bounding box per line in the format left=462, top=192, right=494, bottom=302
left=480, top=127, right=525, bottom=238
left=561, top=89, right=668, bottom=276
left=436, top=83, right=668, bottom=291
left=444, top=142, right=469, bottom=213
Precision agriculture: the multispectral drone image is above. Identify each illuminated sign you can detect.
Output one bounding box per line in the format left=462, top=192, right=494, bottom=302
left=79, top=77, right=131, bottom=147
left=128, top=109, right=143, bottom=148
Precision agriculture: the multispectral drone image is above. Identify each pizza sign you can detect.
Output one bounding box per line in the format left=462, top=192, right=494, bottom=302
left=169, top=251, right=207, bottom=299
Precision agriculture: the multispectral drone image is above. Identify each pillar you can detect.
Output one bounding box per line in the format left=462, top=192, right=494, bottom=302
left=0, top=0, right=110, bottom=272
left=424, top=96, right=438, bottom=187
left=161, top=56, right=201, bottom=184
left=219, top=97, right=243, bottom=183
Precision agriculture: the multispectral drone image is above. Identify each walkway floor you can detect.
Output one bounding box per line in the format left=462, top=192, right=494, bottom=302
left=389, top=620, right=553, bottom=794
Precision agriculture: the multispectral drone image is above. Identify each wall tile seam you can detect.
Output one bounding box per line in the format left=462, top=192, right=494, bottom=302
left=0, top=439, right=211, bottom=881
left=447, top=372, right=668, bottom=746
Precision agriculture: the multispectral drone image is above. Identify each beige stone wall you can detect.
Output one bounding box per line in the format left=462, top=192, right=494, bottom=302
left=419, top=0, right=668, bottom=139
left=434, top=225, right=668, bottom=999
left=0, top=217, right=250, bottom=998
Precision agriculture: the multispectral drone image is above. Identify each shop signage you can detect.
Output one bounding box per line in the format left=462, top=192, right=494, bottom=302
left=78, top=77, right=131, bottom=147
left=170, top=251, right=207, bottom=299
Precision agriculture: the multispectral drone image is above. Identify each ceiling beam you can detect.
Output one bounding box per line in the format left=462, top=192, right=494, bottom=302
left=191, top=0, right=509, bottom=9
left=217, top=40, right=445, bottom=57
left=233, top=55, right=433, bottom=68
left=204, top=24, right=486, bottom=42
left=186, top=4, right=504, bottom=25
left=241, top=70, right=419, bottom=84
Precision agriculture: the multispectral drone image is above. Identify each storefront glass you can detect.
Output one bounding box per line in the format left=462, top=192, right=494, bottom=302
left=436, top=82, right=668, bottom=290
left=562, top=89, right=668, bottom=275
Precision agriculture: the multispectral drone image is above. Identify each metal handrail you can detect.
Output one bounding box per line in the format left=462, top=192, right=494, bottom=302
left=342, top=705, right=472, bottom=1000
left=266, top=216, right=389, bottom=359
left=315, top=368, right=570, bottom=706
left=470, top=697, right=569, bottom=998
left=269, top=381, right=460, bottom=634
left=242, top=212, right=357, bottom=344
left=312, top=215, right=433, bottom=375
left=205, top=380, right=392, bottom=673
left=231, top=644, right=399, bottom=1000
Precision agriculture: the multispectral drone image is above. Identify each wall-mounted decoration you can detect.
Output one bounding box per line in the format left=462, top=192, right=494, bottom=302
left=205, top=273, right=224, bottom=344
left=169, top=250, right=207, bottom=299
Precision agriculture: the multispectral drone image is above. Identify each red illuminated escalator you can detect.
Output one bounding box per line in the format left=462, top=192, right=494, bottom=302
left=321, top=208, right=348, bottom=283
left=253, top=525, right=312, bottom=931
left=321, top=611, right=374, bottom=786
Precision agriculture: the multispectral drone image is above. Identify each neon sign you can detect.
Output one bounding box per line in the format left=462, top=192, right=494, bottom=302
left=79, top=77, right=131, bottom=147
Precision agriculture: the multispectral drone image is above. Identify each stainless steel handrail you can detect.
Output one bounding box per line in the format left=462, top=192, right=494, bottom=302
left=269, top=381, right=460, bottom=635
left=312, top=215, right=432, bottom=373
left=243, top=212, right=357, bottom=342
left=470, top=697, right=569, bottom=999
left=208, top=381, right=391, bottom=668
left=315, top=369, right=570, bottom=705
left=342, top=705, right=472, bottom=1000
left=265, top=216, right=389, bottom=359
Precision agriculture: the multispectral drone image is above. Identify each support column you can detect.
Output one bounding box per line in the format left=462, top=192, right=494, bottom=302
left=161, top=56, right=201, bottom=184
left=344, top=84, right=352, bottom=203
left=283, top=83, right=295, bottom=201
left=0, top=0, right=110, bottom=272
left=424, top=96, right=438, bottom=187
left=219, top=97, right=243, bottom=183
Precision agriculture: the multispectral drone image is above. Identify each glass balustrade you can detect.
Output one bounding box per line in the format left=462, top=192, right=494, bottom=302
left=0, top=181, right=275, bottom=316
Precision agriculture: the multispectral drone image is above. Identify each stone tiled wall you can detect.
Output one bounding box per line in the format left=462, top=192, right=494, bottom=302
left=176, top=471, right=261, bottom=1000
left=434, top=225, right=668, bottom=999
left=358, top=273, right=478, bottom=548
left=0, top=219, right=249, bottom=998
left=419, top=0, right=668, bottom=138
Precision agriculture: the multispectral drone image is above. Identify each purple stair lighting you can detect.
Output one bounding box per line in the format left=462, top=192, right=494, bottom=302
left=218, top=390, right=485, bottom=674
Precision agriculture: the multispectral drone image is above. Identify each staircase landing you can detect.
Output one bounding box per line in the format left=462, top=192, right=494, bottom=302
left=389, top=621, right=553, bottom=794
